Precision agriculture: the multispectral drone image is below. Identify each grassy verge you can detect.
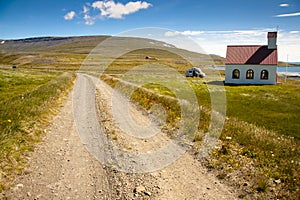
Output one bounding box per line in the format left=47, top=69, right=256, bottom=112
left=101, top=74, right=299, bottom=199
left=204, top=118, right=299, bottom=199
left=0, top=69, right=75, bottom=191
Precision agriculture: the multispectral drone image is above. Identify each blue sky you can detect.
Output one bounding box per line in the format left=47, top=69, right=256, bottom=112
left=0, top=0, right=300, bottom=61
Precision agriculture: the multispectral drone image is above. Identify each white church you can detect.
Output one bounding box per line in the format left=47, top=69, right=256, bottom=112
left=225, top=32, right=278, bottom=85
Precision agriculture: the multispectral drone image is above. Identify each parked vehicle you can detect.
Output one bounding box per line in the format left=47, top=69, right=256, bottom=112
left=185, top=67, right=205, bottom=78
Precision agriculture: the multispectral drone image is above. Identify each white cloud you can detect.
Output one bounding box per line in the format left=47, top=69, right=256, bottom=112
left=165, top=29, right=266, bottom=39
left=82, top=5, right=96, bottom=25
left=279, top=3, right=289, bottom=7
left=164, top=31, right=180, bottom=37
left=181, top=30, right=204, bottom=36
left=164, top=29, right=300, bottom=62
left=64, top=1, right=151, bottom=25
left=83, top=6, right=90, bottom=14
left=275, top=12, right=300, bottom=17
left=64, top=11, right=76, bottom=20
left=92, top=0, right=152, bottom=19
left=164, top=30, right=204, bottom=37
left=84, top=14, right=96, bottom=25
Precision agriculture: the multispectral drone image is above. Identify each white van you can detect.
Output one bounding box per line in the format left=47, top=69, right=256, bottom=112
left=185, top=67, right=205, bottom=78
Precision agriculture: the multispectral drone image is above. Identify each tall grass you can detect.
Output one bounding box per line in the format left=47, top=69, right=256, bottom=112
left=0, top=69, right=75, bottom=191
left=216, top=118, right=300, bottom=199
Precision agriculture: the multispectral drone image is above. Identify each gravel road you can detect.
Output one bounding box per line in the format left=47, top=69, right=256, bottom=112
left=4, top=74, right=237, bottom=199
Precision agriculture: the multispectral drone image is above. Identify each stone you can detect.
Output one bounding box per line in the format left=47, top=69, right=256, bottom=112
left=16, top=183, right=24, bottom=189
left=134, top=186, right=146, bottom=194
left=144, top=191, right=152, bottom=196
left=274, top=179, right=281, bottom=184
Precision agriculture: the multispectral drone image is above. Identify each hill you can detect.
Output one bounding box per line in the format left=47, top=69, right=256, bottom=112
left=0, top=36, right=225, bottom=70
left=278, top=61, right=300, bottom=67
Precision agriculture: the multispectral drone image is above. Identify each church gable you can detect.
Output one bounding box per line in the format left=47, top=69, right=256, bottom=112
left=225, top=32, right=278, bottom=85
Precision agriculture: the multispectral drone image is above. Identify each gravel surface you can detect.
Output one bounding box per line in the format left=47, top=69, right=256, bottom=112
left=3, top=74, right=237, bottom=199
left=4, top=86, right=112, bottom=199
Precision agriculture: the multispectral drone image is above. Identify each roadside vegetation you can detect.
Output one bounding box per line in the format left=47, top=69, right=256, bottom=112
left=101, top=66, right=299, bottom=199
left=1, top=36, right=298, bottom=198
left=0, top=69, right=75, bottom=191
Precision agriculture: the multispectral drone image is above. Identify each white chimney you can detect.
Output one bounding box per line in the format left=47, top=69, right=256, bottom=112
left=268, top=32, right=277, bottom=49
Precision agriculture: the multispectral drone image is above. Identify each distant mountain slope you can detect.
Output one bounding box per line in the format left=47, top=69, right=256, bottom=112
left=278, top=61, right=300, bottom=67
left=0, top=36, right=225, bottom=69
left=0, top=36, right=109, bottom=54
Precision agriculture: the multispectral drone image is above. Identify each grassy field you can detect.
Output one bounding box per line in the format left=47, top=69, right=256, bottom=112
left=0, top=68, right=75, bottom=191
left=102, top=74, right=299, bottom=199
left=202, top=78, right=299, bottom=139
left=101, top=61, right=299, bottom=199
left=102, top=49, right=299, bottom=140
left=0, top=53, right=86, bottom=70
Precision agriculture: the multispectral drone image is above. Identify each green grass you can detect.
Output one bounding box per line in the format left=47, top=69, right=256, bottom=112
left=0, top=69, right=75, bottom=191
left=225, top=81, right=300, bottom=139
left=159, top=78, right=300, bottom=139
left=0, top=69, right=57, bottom=102
left=101, top=73, right=299, bottom=199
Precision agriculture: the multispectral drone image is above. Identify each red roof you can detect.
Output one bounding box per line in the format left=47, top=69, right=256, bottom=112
left=225, top=45, right=278, bottom=65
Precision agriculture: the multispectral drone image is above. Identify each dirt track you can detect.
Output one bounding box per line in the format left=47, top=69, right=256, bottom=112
left=4, top=74, right=237, bottom=199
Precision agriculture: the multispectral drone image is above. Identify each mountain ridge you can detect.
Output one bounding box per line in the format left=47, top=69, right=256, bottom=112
left=0, top=35, right=225, bottom=69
